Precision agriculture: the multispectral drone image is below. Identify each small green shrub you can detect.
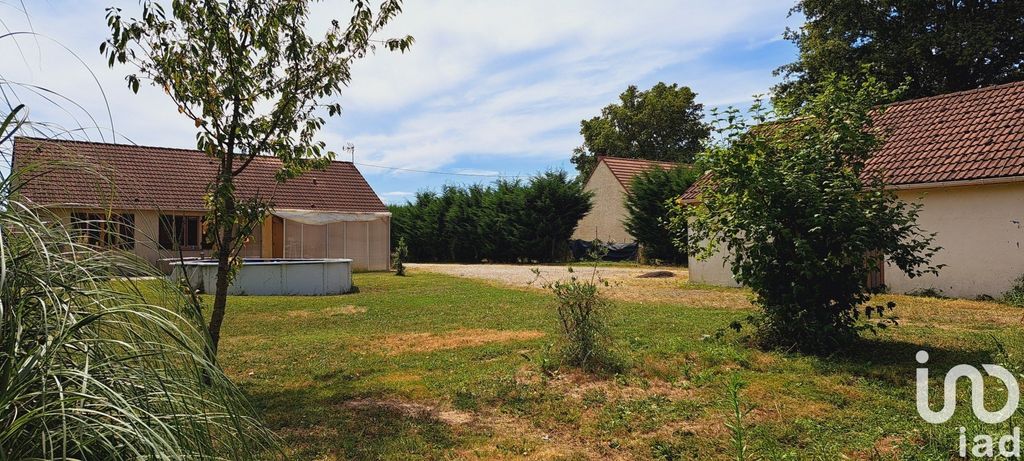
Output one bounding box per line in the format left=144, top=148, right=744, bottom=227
left=392, top=236, right=408, bottom=276
left=521, top=342, right=560, bottom=378
left=550, top=269, right=611, bottom=369
left=907, top=287, right=947, bottom=299
left=531, top=264, right=617, bottom=372
left=1002, top=274, right=1024, bottom=307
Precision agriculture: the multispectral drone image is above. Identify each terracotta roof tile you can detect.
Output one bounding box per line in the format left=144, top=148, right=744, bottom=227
left=864, top=80, right=1024, bottom=185
left=12, top=137, right=387, bottom=213
left=683, top=80, right=1024, bottom=202
left=679, top=172, right=711, bottom=202
left=598, top=156, right=686, bottom=193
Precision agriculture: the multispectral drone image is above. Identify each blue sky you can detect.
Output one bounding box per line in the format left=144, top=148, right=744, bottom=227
left=2, top=0, right=802, bottom=204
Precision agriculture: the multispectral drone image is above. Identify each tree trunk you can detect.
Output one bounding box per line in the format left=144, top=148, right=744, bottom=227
left=207, top=153, right=236, bottom=355
left=207, top=215, right=234, bottom=354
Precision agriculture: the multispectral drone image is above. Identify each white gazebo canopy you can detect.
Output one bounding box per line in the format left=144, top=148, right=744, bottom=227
left=270, top=209, right=391, bottom=225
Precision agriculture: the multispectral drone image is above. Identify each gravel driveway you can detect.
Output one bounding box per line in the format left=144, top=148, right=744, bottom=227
left=408, top=263, right=753, bottom=310
left=407, top=263, right=677, bottom=287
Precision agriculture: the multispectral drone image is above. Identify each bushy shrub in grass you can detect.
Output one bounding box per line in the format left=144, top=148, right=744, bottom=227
left=0, top=174, right=279, bottom=459
left=1003, top=274, right=1024, bottom=307
left=531, top=264, right=620, bottom=372
left=549, top=269, right=610, bottom=368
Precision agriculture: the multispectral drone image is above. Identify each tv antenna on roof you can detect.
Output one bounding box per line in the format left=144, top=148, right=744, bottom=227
left=343, top=142, right=355, bottom=162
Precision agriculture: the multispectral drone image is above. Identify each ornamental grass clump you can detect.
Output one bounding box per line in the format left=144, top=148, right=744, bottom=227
left=0, top=174, right=279, bottom=459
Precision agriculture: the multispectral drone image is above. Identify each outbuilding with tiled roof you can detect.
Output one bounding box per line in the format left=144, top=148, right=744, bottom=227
left=572, top=156, right=686, bottom=244
left=684, top=81, right=1024, bottom=298
left=13, top=137, right=391, bottom=272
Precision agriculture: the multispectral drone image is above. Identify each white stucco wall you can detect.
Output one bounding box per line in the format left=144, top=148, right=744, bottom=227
left=51, top=208, right=390, bottom=273
left=886, top=182, right=1024, bottom=298
left=688, top=247, right=740, bottom=287
left=572, top=162, right=634, bottom=243
left=686, top=181, right=1024, bottom=298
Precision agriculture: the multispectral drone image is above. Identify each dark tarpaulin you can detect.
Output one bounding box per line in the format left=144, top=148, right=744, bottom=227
left=569, top=239, right=638, bottom=262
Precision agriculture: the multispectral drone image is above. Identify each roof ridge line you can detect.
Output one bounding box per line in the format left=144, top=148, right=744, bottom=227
left=14, top=136, right=356, bottom=165
left=884, top=79, right=1024, bottom=108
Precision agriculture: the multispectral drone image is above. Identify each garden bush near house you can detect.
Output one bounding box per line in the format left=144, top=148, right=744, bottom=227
left=1003, top=274, right=1024, bottom=307
left=390, top=171, right=592, bottom=263
left=677, top=74, right=941, bottom=353
left=624, top=165, right=700, bottom=265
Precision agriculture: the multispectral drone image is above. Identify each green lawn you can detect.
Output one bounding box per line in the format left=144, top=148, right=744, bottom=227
left=208, top=271, right=1024, bottom=460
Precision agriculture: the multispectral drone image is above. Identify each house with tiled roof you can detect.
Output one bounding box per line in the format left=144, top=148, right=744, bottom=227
left=572, top=156, right=684, bottom=244
left=684, top=81, right=1024, bottom=298
left=12, top=137, right=391, bottom=272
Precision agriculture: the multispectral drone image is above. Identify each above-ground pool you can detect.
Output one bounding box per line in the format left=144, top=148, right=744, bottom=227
left=170, top=258, right=353, bottom=295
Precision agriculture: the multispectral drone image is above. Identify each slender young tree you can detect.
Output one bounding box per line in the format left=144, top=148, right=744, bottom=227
left=103, top=0, right=412, bottom=354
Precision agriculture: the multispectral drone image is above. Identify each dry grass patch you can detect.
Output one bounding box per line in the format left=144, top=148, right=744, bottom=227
left=604, top=277, right=753, bottom=310
left=373, top=329, right=545, bottom=355
left=742, top=381, right=834, bottom=423
left=879, top=294, right=1022, bottom=329
left=457, top=411, right=607, bottom=461
left=327, top=305, right=367, bottom=315
left=283, top=305, right=367, bottom=319
left=341, top=398, right=475, bottom=426
left=846, top=434, right=904, bottom=460
left=550, top=369, right=699, bottom=402
left=747, top=352, right=782, bottom=371
left=339, top=397, right=604, bottom=460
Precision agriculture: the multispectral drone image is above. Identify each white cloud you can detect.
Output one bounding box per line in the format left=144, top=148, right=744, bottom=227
left=1, top=0, right=800, bottom=178
left=337, top=0, right=799, bottom=171
left=378, top=190, right=415, bottom=204
left=452, top=168, right=499, bottom=176
left=343, top=0, right=792, bottom=110
left=1, top=1, right=198, bottom=148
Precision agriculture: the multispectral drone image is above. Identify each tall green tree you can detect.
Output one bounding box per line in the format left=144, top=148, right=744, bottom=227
left=624, top=165, right=699, bottom=265
left=774, top=0, right=1024, bottom=112
left=571, top=82, right=710, bottom=177
left=520, top=171, right=594, bottom=261
left=389, top=172, right=591, bottom=263
left=390, top=191, right=444, bottom=261
left=103, top=0, right=412, bottom=354
left=678, top=75, right=941, bottom=353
